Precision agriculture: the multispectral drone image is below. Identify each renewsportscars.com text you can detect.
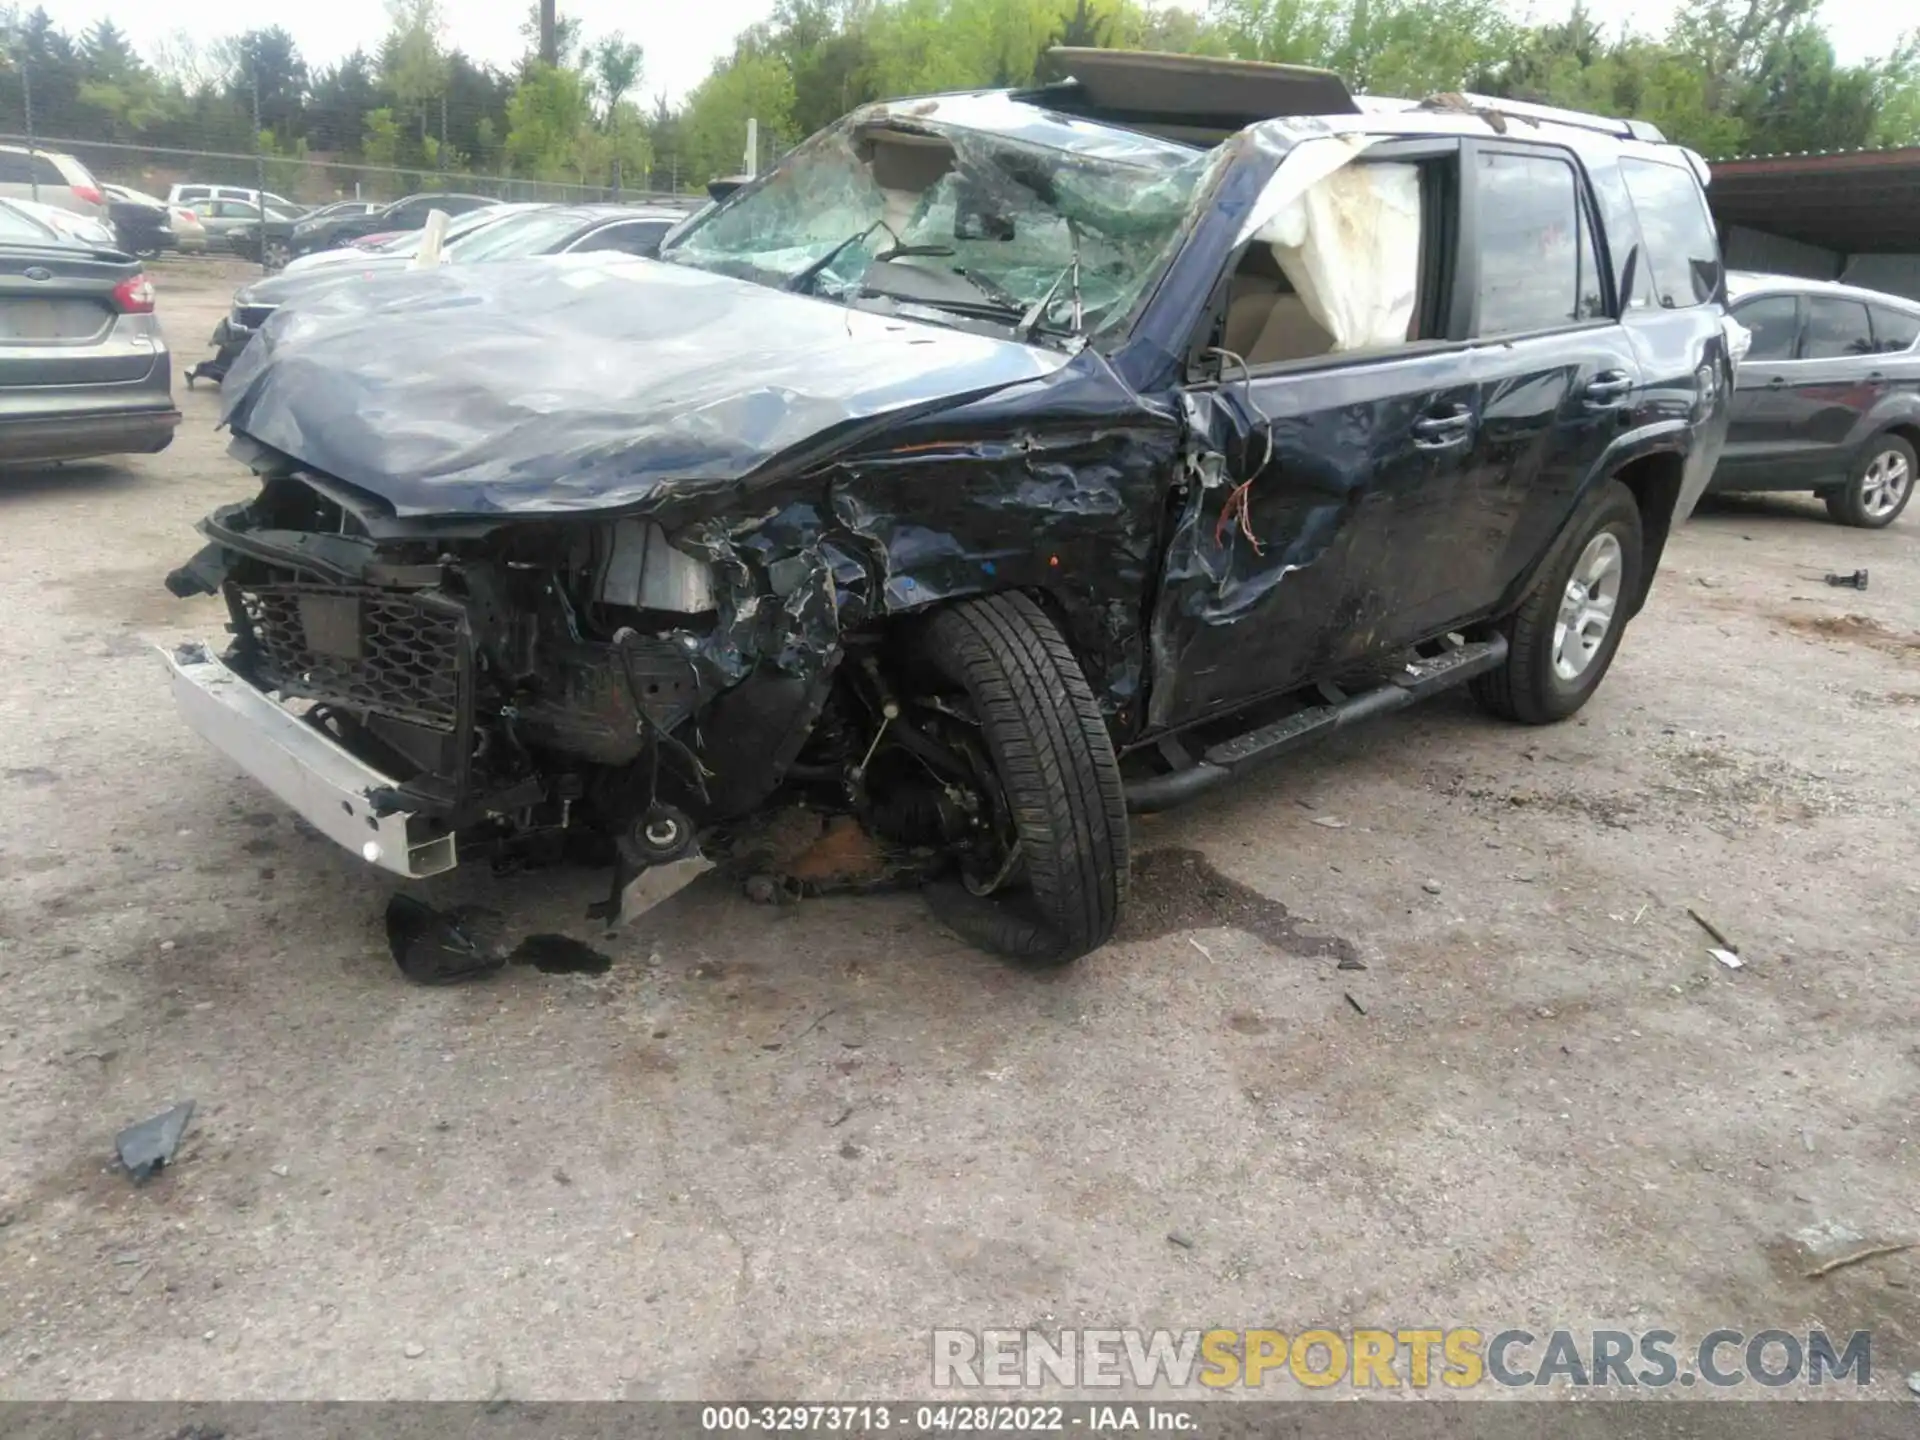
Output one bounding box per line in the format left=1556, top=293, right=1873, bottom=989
left=931, top=1327, right=1873, bottom=1390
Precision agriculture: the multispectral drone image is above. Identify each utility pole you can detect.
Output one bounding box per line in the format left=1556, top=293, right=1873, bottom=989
left=252, top=69, right=268, bottom=269
left=539, top=0, right=557, bottom=66
left=22, top=59, right=36, bottom=202
left=439, top=93, right=449, bottom=187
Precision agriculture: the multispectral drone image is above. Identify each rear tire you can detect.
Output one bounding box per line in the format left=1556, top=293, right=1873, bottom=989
left=1824, top=435, right=1915, bottom=528
left=1472, top=480, right=1644, bottom=725
left=918, top=593, right=1128, bottom=965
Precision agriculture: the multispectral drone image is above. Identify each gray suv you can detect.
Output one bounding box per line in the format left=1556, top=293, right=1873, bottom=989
left=1711, top=274, right=1920, bottom=526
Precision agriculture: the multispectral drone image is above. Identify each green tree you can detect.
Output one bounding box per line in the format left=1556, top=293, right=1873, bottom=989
left=591, top=33, right=644, bottom=127
left=1210, top=0, right=1519, bottom=96
left=678, top=50, right=797, bottom=182
left=224, top=27, right=309, bottom=136
left=363, top=106, right=402, bottom=170
left=503, top=61, right=597, bottom=178
left=308, top=50, right=383, bottom=153
left=1734, top=20, right=1878, bottom=154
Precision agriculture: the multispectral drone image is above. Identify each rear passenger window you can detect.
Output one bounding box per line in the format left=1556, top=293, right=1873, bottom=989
left=1802, top=298, right=1873, bottom=359
left=1871, top=305, right=1920, bottom=353
left=1619, top=158, right=1721, bottom=309
left=1734, top=296, right=1800, bottom=361
left=32, top=156, right=66, bottom=186
left=1473, top=149, right=1600, bottom=336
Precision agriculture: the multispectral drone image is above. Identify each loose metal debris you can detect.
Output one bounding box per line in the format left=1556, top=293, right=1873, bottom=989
left=1687, top=906, right=1745, bottom=968
left=1803, top=1240, right=1915, bottom=1280
left=115, top=1100, right=195, bottom=1183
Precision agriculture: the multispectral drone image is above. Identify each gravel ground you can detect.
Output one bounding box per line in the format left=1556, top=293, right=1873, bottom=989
left=1, top=259, right=1916, bottom=1401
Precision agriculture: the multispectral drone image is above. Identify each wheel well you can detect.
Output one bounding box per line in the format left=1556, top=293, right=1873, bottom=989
left=1611, top=451, right=1686, bottom=616
left=1876, top=422, right=1920, bottom=459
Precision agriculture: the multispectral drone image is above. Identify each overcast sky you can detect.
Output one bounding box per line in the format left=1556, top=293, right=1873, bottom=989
left=26, top=0, right=1892, bottom=106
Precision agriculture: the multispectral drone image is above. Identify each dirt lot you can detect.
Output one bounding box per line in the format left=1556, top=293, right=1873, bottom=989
left=1, top=259, right=1916, bottom=1402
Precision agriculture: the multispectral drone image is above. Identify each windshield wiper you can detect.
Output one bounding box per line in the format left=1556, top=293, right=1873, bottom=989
left=1018, top=219, right=1083, bottom=344
left=786, top=221, right=895, bottom=295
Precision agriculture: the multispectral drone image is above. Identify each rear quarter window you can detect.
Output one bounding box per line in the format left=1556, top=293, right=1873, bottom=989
left=1871, top=305, right=1920, bottom=353
left=1619, top=157, right=1722, bottom=310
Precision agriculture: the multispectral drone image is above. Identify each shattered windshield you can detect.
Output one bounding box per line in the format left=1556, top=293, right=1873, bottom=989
left=659, top=96, right=1209, bottom=345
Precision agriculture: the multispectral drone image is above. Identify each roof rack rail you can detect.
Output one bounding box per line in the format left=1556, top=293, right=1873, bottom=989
left=1447, top=92, right=1667, bottom=144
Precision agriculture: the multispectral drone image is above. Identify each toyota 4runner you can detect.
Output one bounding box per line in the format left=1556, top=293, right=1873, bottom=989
left=162, top=50, right=1737, bottom=966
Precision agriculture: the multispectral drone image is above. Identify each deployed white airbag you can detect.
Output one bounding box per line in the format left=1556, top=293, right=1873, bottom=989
left=1236, top=136, right=1422, bottom=354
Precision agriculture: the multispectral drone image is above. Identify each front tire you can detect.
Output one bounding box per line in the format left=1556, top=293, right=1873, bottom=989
left=1472, top=480, right=1644, bottom=725
left=1825, top=435, right=1915, bottom=528
left=918, top=593, right=1128, bottom=965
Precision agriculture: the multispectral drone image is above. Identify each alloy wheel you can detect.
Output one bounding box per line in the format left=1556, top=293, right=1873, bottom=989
left=1552, top=531, right=1624, bottom=683
left=1859, top=449, right=1912, bottom=520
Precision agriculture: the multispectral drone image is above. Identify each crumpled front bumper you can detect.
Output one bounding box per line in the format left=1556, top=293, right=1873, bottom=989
left=160, top=641, right=458, bottom=879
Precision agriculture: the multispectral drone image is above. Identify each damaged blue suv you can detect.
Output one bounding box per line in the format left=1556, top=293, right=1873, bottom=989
left=163, top=50, right=1735, bottom=966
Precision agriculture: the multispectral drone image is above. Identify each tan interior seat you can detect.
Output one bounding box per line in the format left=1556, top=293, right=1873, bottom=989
left=1221, top=245, right=1334, bottom=366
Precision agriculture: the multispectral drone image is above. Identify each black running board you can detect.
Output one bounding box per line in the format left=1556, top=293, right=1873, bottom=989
left=1124, top=636, right=1508, bottom=814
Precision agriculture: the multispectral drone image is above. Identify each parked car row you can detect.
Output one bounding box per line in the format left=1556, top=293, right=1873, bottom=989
left=187, top=200, right=693, bottom=383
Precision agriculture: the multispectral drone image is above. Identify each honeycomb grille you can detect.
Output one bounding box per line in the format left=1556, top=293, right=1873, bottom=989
left=233, top=583, right=466, bottom=732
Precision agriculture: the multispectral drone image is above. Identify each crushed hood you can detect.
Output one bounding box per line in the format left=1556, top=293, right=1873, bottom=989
left=219, top=254, right=1070, bottom=517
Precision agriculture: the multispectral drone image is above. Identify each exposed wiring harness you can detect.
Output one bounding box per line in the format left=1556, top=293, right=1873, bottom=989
left=1202, top=346, right=1277, bottom=556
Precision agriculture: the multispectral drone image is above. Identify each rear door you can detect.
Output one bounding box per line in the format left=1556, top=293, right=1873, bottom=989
left=1392, top=139, right=1642, bottom=642
left=1793, top=295, right=1880, bottom=485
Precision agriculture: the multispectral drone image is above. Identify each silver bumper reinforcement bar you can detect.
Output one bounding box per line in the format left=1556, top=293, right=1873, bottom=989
left=159, top=641, right=459, bottom=879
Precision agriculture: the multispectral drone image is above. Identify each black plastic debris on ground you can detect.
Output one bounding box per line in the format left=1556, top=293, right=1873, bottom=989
left=509, top=934, right=613, bottom=975
left=116, top=1100, right=195, bottom=1183
left=385, top=895, right=507, bottom=984
left=1825, top=569, right=1869, bottom=591
left=385, top=894, right=612, bottom=982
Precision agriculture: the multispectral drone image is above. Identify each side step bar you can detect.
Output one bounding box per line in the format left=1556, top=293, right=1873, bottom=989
left=1125, top=636, right=1508, bottom=814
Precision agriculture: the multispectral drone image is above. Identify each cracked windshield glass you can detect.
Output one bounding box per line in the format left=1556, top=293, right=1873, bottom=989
left=660, top=98, right=1211, bottom=343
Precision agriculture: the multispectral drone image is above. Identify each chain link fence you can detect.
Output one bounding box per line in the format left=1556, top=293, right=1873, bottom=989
left=1, top=133, right=686, bottom=208
left=1, top=48, right=699, bottom=272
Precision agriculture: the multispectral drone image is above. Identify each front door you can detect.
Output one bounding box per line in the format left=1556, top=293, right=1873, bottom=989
left=1146, top=139, right=1482, bottom=730
left=1147, top=352, right=1484, bottom=728
left=1721, top=291, right=1810, bottom=488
